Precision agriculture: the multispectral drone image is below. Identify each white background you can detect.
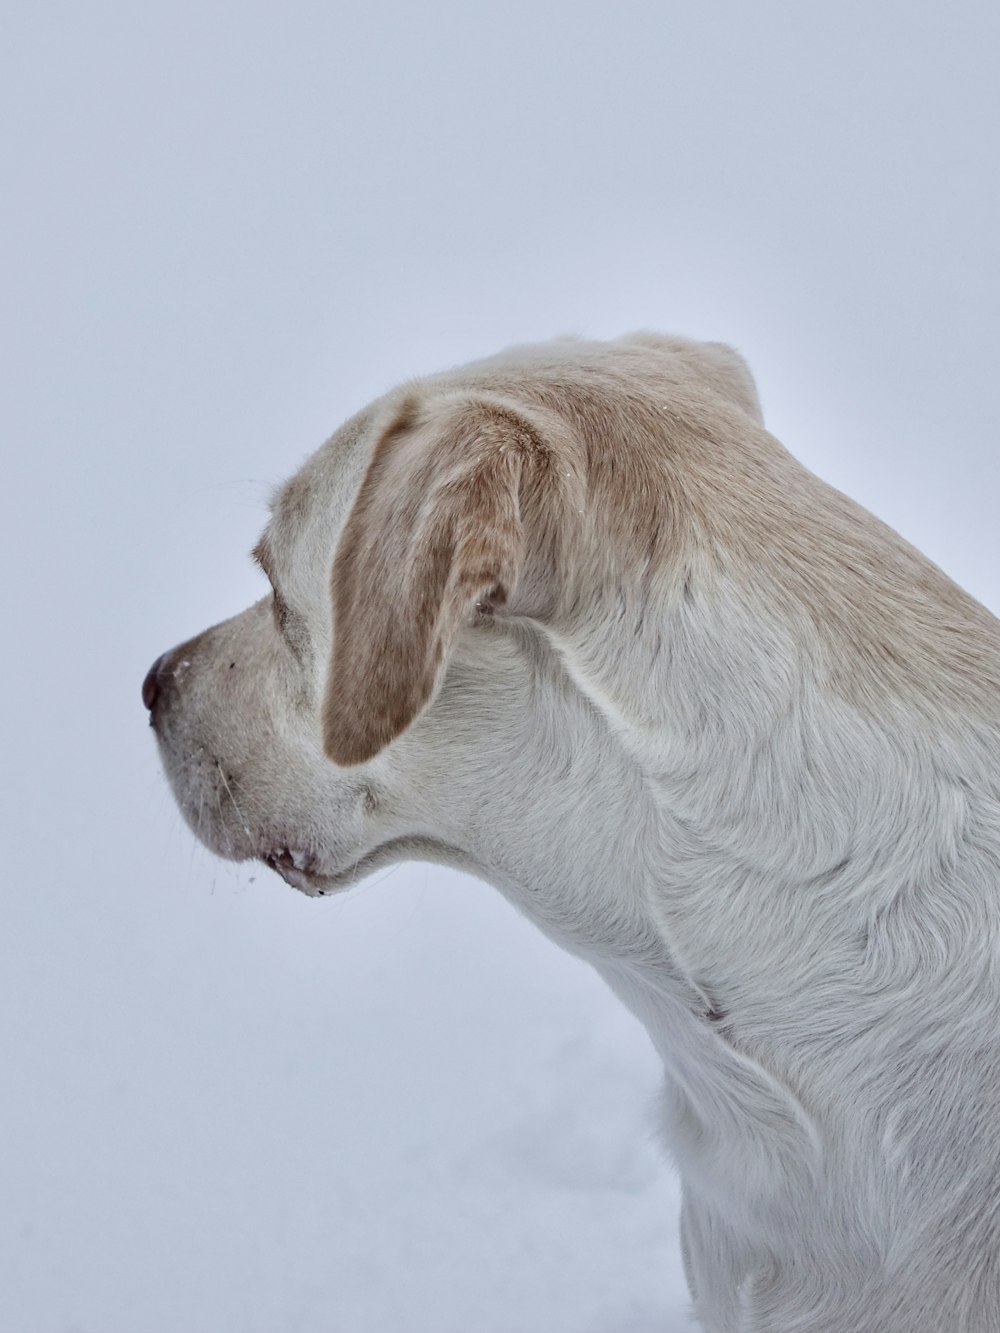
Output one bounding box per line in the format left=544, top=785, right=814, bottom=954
left=3, top=3, right=999, bottom=1330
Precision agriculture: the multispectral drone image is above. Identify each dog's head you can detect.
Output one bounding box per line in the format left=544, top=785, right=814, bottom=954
left=144, top=333, right=767, bottom=910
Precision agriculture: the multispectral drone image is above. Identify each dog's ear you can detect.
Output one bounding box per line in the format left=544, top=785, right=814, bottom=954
left=323, top=392, right=561, bottom=765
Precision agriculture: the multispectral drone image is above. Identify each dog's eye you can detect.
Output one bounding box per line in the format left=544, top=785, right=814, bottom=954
left=251, top=543, right=306, bottom=654
left=252, top=539, right=287, bottom=622
left=272, top=592, right=290, bottom=634
left=270, top=591, right=311, bottom=663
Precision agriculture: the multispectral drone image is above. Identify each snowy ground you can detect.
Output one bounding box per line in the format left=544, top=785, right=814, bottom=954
left=1, top=850, right=691, bottom=1332
left=4, top=2, right=999, bottom=1331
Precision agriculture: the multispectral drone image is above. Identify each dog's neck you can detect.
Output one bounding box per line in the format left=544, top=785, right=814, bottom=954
left=429, top=578, right=979, bottom=981
left=421, top=576, right=1000, bottom=1296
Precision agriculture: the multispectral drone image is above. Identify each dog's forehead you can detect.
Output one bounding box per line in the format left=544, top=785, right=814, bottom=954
left=258, top=350, right=562, bottom=562
left=264, top=404, right=380, bottom=566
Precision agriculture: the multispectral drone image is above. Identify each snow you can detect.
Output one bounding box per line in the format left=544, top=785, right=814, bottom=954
left=3, top=1, right=999, bottom=1329
left=0, top=856, right=689, bottom=1331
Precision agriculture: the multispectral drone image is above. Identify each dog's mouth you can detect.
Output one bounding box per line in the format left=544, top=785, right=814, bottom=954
left=259, top=846, right=336, bottom=898
left=257, top=835, right=467, bottom=899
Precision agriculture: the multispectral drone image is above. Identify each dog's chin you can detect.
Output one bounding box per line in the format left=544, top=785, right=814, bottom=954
left=181, top=809, right=456, bottom=898
left=258, top=835, right=473, bottom=899
left=259, top=847, right=335, bottom=898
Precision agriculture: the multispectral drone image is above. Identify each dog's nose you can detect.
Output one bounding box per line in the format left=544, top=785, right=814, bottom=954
left=142, top=652, right=169, bottom=713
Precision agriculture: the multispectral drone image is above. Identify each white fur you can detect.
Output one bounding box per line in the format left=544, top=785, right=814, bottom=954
left=148, top=333, right=1000, bottom=1331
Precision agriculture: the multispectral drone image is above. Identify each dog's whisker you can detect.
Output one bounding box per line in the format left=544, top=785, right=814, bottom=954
left=216, top=763, right=252, bottom=839
left=350, top=861, right=402, bottom=896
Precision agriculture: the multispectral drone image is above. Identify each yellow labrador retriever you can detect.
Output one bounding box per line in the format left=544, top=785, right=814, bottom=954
left=144, top=334, right=1000, bottom=1332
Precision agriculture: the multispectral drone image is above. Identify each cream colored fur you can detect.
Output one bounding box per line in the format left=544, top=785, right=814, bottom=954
left=148, top=333, right=1000, bottom=1331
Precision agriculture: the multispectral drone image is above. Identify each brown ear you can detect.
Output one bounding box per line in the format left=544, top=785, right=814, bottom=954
left=323, top=392, right=555, bottom=765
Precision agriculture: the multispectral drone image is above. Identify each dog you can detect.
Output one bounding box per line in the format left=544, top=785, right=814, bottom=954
left=144, top=333, right=1000, bottom=1331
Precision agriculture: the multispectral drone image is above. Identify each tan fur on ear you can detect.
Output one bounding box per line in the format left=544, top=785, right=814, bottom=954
left=323, top=393, right=558, bottom=765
